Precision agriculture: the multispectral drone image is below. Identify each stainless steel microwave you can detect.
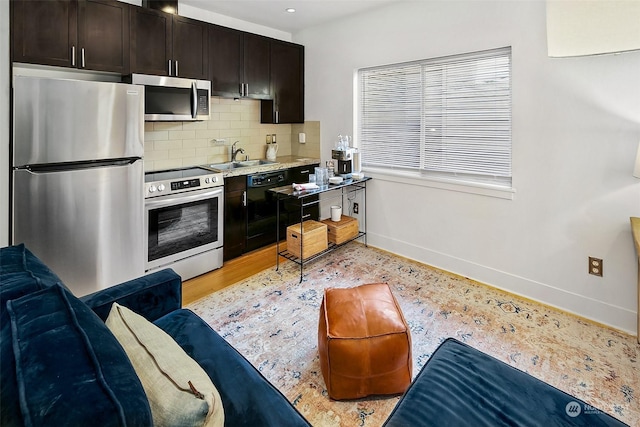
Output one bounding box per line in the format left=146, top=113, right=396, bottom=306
left=127, top=74, right=210, bottom=121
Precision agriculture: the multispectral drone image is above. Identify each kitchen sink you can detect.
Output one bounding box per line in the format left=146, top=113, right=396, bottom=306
left=238, top=159, right=278, bottom=167
left=208, top=162, right=241, bottom=170
left=207, top=160, right=278, bottom=170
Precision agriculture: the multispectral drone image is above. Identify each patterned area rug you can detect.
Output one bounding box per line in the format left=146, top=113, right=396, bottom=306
left=187, top=244, right=639, bottom=426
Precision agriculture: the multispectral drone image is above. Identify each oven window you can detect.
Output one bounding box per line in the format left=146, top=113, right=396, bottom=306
left=148, top=197, right=219, bottom=261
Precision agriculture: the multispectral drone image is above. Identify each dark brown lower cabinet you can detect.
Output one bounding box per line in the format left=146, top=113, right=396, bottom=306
left=223, top=175, right=247, bottom=261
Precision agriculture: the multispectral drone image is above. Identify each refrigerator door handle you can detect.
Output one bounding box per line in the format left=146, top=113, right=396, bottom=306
left=22, top=158, right=139, bottom=174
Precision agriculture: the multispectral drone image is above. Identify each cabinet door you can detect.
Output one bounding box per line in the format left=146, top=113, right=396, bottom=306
left=270, top=40, right=305, bottom=123
left=224, top=176, right=247, bottom=261
left=11, top=0, right=78, bottom=68
left=243, top=33, right=271, bottom=99
left=287, top=164, right=319, bottom=222
left=172, top=15, right=208, bottom=79
left=130, top=6, right=172, bottom=76
left=78, top=0, right=129, bottom=73
left=209, top=25, right=242, bottom=97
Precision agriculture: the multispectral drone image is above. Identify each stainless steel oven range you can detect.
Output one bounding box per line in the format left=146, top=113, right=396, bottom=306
left=144, top=167, right=224, bottom=280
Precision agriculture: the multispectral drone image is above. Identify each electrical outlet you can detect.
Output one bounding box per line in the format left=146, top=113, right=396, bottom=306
left=353, top=203, right=359, bottom=214
left=588, top=257, right=603, bottom=277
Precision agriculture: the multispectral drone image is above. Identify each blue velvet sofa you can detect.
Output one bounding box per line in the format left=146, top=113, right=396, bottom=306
left=383, top=337, right=627, bottom=427
left=0, top=244, right=311, bottom=427
left=1, top=244, right=629, bottom=427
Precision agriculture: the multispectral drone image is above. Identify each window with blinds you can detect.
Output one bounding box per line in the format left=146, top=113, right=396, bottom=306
left=358, top=47, right=512, bottom=189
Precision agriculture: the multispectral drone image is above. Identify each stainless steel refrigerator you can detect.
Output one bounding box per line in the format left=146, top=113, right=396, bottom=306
left=12, top=76, right=145, bottom=296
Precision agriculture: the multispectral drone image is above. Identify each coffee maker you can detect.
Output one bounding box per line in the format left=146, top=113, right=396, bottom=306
left=331, top=148, right=356, bottom=179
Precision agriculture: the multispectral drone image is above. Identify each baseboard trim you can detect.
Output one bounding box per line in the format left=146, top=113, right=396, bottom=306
left=367, top=233, right=637, bottom=336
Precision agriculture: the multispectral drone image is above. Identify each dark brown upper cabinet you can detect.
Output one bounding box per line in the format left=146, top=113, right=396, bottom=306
left=209, top=25, right=270, bottom=99
left=243, top=34, right=271, bottom=99
left=11, top=0, right=130, bottom=74
left=261, top=40, right=304, bottom=124
left=172, top=16, right=209, bottom=80
left=130, top=6, right=208, bottom=80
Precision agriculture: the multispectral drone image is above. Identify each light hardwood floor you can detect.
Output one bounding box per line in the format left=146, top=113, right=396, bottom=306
left=183, top=244, right=280, bottom=305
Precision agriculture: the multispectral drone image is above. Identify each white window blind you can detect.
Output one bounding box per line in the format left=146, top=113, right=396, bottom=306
left=358, top=46, right=512, bottom=188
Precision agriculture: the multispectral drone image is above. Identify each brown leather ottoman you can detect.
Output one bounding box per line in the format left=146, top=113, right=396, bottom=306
left=318, top=283, right=412, bottom=400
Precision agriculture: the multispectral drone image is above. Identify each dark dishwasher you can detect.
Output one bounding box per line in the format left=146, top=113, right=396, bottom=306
left=246, top=170, right=290, bottom=252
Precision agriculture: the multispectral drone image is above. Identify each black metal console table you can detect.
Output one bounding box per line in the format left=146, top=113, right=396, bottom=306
left=269, top=177, right=371, bottom=282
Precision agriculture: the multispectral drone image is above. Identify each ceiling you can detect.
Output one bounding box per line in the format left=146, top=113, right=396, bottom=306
left=179, top=0, right=399, bottom=33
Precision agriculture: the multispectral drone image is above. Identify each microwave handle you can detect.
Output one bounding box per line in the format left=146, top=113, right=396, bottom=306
left=191, top=81, right=197, bottom=119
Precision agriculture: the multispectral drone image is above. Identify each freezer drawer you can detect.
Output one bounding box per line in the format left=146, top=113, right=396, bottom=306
left=12, top=161, right=145, bottom=296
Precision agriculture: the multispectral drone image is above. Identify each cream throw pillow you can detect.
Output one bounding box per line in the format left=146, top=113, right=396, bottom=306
left=106, top=303, right=224, bottom=427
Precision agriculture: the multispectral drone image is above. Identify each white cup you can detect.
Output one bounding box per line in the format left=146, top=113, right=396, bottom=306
left=331, top=205, right=342, bottom=222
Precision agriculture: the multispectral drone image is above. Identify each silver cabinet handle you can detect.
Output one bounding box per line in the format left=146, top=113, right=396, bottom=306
left=81, top=48, right=85, bottom=68
left=71, top=46, right=75, bottom=66
left=175, top=60, right=178, bottom=77
left=242, top=190, right=247, bottom=207
left=245, top=83, right=248, bottom=96
left=275, top=111, right=279, bottom=124
left=168, top=60, right=172, bottom=76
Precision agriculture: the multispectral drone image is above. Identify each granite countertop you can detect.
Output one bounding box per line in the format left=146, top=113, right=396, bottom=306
left=203, top=156, right=321, bottom=178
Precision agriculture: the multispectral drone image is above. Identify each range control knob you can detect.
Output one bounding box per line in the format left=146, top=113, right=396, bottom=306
left=205, top=177, right=211, bottom=184
left=158, top=184, right=166, bottom=192
left=148, top=185, right=156, bottom=193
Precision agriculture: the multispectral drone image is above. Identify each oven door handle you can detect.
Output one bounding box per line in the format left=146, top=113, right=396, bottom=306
left=146, top=187, right=223, bottom=209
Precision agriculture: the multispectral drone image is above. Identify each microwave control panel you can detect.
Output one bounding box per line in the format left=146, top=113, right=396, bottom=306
left=198, top=91, right=209, bottom=114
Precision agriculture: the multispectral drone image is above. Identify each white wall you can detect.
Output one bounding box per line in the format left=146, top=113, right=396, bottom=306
left=295, top=1, right=640, bottom=334
left=119, top=0, right=293, bottom=41
left=1, top=0, right=9, bottom=247
left=179, top=4, right=292, bottom=42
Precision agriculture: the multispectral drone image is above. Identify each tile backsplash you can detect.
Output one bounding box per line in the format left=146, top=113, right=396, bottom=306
left=144, top=97, right=320, bottom=171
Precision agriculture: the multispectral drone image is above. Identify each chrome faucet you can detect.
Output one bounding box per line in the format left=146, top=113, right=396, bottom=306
left=231, top=141, right=245, bottom=162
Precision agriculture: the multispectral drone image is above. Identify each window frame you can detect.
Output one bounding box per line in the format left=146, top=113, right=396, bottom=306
left=355, top=47, right=515, bottom=200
